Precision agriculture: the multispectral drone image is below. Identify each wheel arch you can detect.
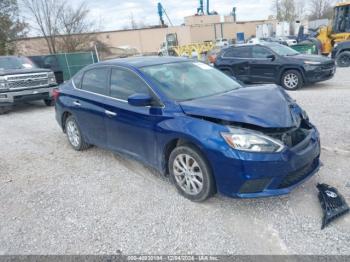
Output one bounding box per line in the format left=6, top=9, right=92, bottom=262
left=61, top=111, right=73, bottom=132
left=162, top=136, right=217, bottom=193
left=278, top=66, right=306, bottom=84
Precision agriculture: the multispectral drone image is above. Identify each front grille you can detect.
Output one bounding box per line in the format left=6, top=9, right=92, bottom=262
left=269, top=127, right=310, bottom=148
left=8, top=79, right=48, bottom=89
left=6, top=73, right=48, bottom=90
left=321, top=62, right=335, bottom=70
left=277, top=158, right=318, bottom=189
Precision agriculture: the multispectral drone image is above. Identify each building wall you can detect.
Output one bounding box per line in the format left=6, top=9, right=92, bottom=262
left=16, top=17, right=277, bottom=56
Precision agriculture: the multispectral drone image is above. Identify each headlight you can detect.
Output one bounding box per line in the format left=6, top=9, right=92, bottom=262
left=48, top=72, right=57, bottom=85
left=304, top=61, right=321, bottom=65
left=0, top=76, right=7, bottom=89
left=334, top=43, right=338, bottom=49
left=221, top=128, right=285, bottom=153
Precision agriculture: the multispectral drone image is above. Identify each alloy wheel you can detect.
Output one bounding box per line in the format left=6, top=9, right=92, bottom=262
left=284, top=73, right=299, bottom=89
left=173, top=154, right=204, bottom=195
left=66, top=120, right=81, bottom=147
left=339, top=55, right=350, bottom=67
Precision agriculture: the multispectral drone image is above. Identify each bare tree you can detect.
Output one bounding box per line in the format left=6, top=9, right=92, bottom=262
left=22, top=0, right=65, bottom=54
left=308, top=0, right=335, bottom=20
left=57, top=2, right=97, bottom=52
left=129, top=13, right=138, bottom=29
left=22, top=0, right=97, bottom=54
left=272, top=0, right=297, bottom=22
left=295, top=0, right=307, bottom=20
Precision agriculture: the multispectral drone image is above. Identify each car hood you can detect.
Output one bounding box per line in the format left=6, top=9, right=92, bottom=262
left=287, top=54, right=333, bottom=63
left=0, top=68, right=51, bottom=76
left=179, top=85, right=301, bottom=128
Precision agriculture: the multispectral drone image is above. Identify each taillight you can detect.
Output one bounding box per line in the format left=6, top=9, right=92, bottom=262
left=208, top=54, right=217, bottom=64
left=52, top=88, right=60, bottom=101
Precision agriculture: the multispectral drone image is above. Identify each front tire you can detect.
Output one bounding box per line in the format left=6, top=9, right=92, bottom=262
left=0, top=106, right=11, bottom=115
left=65, top=115, right=90, bottom=151
left=336, top=51, right=350, bottom=67
left=169, top=145, right=215, bottom=202
left=281, top=70, right=303, bottom=90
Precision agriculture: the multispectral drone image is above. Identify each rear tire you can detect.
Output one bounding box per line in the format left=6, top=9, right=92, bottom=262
left=169, top=145, right=215, bottom=202
left=44, top=99, right=54, bottom=106
left=281, top=70, right=303, bottom=90
left=336, top=51, right=350, bottom=67
left=65, top=115, right=90, bottom=151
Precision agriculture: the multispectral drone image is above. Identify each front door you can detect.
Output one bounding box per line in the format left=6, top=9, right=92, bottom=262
left=250, top=46, right=280, bottom=83
left=104, top=67, right=163, bottom=166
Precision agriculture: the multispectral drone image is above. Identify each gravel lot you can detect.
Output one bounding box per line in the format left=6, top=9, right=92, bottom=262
left=0, top=68, right=349, bottom=255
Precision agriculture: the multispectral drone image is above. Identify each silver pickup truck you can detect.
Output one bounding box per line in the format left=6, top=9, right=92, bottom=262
left=0, top=56, right=57, bottom=114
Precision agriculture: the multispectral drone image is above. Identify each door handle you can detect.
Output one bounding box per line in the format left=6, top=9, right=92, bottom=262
left=105, top=110, right=117, bottom=117
left=73, top=101, right=81, bottom=106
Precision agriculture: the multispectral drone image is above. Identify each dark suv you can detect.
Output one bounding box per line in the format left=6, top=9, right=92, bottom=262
left=214, top=43, right=336, bottom=90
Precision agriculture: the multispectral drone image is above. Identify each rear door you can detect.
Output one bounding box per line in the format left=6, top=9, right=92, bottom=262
left=72, top=67, right=110, bottom=147
left=250, top=45, right=281, bottom=83
left=217, top=46, right=252, bottom=82
left=104, top=67, right=163, bottom=166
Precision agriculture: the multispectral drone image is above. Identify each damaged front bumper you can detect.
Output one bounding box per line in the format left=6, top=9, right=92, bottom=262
left=210, top=126, right=321, bottom=198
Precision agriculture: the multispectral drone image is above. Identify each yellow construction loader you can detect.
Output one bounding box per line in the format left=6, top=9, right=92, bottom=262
left=317, top=1, right=350, bottom=67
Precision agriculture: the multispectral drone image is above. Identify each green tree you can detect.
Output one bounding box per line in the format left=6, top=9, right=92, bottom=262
left=0, top=0, right=27, bottom=55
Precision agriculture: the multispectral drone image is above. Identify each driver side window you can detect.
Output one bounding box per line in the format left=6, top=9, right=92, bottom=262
left=110, top=68, right=150, bottom=101
left=252, top=46, right=273, bottom=59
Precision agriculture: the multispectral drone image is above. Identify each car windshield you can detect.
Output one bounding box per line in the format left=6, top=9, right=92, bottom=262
left=141, top=62, right=241, bottom=101
left=268, top=44, right=300, bottom=56
left=0, top=57, right=37, bottom=70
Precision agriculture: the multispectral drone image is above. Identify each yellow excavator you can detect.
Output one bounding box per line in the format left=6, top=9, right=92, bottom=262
left=317, top=1, right=350, bottom=67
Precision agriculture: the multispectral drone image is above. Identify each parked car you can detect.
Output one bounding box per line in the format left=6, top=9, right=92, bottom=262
left=215, top=38, right=230, bottom=47
left=331, top=41, right=350, bottom=67
left=29, top=55, right=64, bottom=84
left=278, top=36, right=298, bottom=46
left=247, top=38, right=265, bottom=44
left=214, top=43, right=336, bottom=90
left=55, top=57, right=320, bottom=202
left=261, top=37, right=288, bottom=46
left=0, top=56, right=57, bottom=114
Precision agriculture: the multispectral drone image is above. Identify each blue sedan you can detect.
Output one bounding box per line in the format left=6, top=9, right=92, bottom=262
left=55, top=56, right=321, bottom=202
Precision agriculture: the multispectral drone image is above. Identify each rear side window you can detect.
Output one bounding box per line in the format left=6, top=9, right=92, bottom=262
left=223, top=47, right=251, bottom=58
left=72, top=71, right=84, bottom=88
left=110, top=68, right=150, bottom=101
left=81, top=68, right=110, bottom=95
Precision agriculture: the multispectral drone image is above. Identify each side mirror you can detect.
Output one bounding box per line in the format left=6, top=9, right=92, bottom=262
left=267, top=54, right=276, bottom=61
left=128, top=93, right=153, bottom=107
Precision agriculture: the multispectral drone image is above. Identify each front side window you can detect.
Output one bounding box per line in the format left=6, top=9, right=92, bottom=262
left=252, top=46, right=273, bottom=59
left=110, top=68, right=150, bottom=101
left=81, top=68, right=110, bottom=95
left=140, top=62, right=241, bottom=101
left=72, top=70, right=84, bottom=88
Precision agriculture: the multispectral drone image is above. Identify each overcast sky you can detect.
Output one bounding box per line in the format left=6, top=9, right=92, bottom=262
left=20, top=0, right=273, bottom=35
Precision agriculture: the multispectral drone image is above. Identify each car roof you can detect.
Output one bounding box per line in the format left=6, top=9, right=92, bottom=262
left=99, top=56, right=189, bottom=68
